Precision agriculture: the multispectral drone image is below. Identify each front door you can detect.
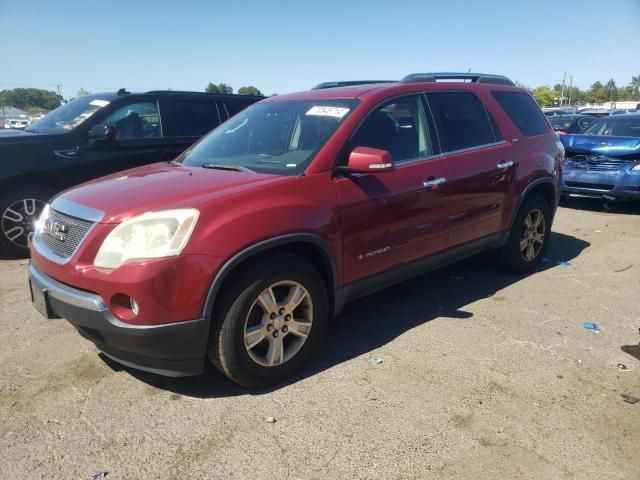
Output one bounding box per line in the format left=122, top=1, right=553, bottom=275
left=336, top=95, right=451, bottom=285
left=78, top=99, right=166, bottom=181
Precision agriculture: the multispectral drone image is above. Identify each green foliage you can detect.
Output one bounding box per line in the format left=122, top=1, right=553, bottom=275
left=0, top=88, right=62, bottom=110
left=205, top=82, right=233, bottom=94
left=237, top=86, right=263, bottom=96
left=532, top=86, right=555, bottom=107
left=76, top=88, right=91, bottom=97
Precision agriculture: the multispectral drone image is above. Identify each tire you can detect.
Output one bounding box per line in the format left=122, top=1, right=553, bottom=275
left=499, top=195, right=552, bottom=274
left=0, top=184, right=54, bottom=258
left=208, top=254, right=328, bottom=388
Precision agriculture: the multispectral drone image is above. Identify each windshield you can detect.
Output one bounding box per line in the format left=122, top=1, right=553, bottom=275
left=25, top=95, right=112, bottom=134
left=178, top=99, right=359, bottom=175
left=582, top=117, right=640, bottom=137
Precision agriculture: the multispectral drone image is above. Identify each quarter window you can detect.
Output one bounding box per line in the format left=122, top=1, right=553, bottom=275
left=492, top=91, right=549, bottom=137
left=427, top=92, right=497, bottom=152
left=103, top=102, right=161, bottom=139
left=350, top=95, right=434, bottom=163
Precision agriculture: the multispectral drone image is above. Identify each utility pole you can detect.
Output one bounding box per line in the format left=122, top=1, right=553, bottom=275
left=568, top=75, right=573, bottom=107
left=560, top=72, right=566, bottom=107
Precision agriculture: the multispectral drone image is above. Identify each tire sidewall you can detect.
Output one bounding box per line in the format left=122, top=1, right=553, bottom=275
left=215, top=257, right=328, bottom=386
left=506, top=196, right=552, bottom=272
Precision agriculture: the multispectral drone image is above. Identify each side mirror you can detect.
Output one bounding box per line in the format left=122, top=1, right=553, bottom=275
left=345, top=146, right=395, bottom=173
left=88, top=124, right=115, bottom=146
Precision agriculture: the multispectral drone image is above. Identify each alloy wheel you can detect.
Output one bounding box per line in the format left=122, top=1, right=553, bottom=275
left=520, top=208, right=546, bottom=262
left=1, top=198, right=46, bottom=248
left=243, top=281, right=313, bottom=367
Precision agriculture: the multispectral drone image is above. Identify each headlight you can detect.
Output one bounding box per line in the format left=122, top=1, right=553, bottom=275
left=94, top=209, right=199, bottom=269
left=631, top=163, right=640, bottom=171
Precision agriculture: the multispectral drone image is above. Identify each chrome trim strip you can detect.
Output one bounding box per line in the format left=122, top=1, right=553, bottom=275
left=442, top=140, right=508, bottom=157
left=29, top=263, right=107, bottom=311
left=50, top=197, right=105, bottom=223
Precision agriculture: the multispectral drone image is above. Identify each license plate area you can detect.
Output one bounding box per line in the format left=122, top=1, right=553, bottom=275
left=29, top=281, right=56, bottom=319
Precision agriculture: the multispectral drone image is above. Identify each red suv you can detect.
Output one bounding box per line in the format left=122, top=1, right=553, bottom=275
left=29, top=73, right=563, bottom=387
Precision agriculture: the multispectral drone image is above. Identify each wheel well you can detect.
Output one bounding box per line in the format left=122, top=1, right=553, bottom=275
left=211, top=241, right=337, bottom=317
left=525, top=182, right=556, bottom=210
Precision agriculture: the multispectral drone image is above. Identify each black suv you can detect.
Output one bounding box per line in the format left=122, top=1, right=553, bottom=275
left=0, top=89, right=262, bottom=256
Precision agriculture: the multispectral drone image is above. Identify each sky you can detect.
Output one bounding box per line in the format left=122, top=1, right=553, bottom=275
left=1, top=0, right=639, bottom=99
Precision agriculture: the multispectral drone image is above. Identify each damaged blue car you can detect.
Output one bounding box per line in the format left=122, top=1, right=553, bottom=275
left=560, top=114, right=640, bottom=200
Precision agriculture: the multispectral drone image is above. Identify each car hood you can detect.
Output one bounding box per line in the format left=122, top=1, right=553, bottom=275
left=0, top=128, right=36, bottom=137
left=560, top=134, right=640, bottom=159
left=55, top=162, right=286, bottom=224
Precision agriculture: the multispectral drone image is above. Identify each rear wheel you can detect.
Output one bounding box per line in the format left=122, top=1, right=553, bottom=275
left=0, top=185, right=53, bottom=258
left=499, top=195, right=552, bottom=273
left=208, top=254, right=328, bottom=388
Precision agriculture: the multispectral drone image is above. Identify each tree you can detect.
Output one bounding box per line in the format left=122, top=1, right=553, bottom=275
left=0, top=88, right=62, bottom=110
left=237, top=86, right=263, bottom=96
left=532, top=86, right=555, bottom=107
left=605, top=79, right=618, bottom=101
left=587, top=81, right=608, bottom=103
left=205, top=82, right=233, bottom=94
left=76, top=88, right=91, bottom=97
left=629, top=75, right=640, bottom=100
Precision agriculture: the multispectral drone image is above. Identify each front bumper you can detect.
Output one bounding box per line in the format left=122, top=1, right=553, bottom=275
left=561, top=165, right=640, bottom=199
left=28, top=263, right=209, bottom=376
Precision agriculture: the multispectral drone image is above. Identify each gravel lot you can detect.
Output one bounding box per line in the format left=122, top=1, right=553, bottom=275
left=1, top=198, right=639, bottom=479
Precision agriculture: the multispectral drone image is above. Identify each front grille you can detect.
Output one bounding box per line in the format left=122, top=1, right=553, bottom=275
left=565, top=155, right=631, bottom=171
left=39, top=209, right=95, bottom=259
left=565, top=181, right=614, bottom=191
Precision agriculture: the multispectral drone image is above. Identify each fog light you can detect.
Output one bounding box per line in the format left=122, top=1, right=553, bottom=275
left=111, top=293, right=139, bottom=321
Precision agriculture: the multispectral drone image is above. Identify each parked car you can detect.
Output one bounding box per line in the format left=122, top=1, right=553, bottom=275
left=28, top=72, right=562, bottom=387
left=548, top=114, right=597, bottom=135
left=4, top=119, right=30, bottom=129
left=560, top=114, right=640, bottom=199
left=543, top=108, right=574, bottom=117
left=0, top=89, right=262, bottom=256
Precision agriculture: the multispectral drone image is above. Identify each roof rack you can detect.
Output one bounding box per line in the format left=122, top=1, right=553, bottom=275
left=400, top=72, right=515, bottom=86
left=312, top=80, right=395, bottom=90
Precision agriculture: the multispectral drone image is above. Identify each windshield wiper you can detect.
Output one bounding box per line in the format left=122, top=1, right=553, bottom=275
left=201, top=163, right=255, bottom=173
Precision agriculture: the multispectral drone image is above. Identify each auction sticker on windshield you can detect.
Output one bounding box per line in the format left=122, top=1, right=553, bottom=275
left=306, top=106, right=350, bottom=118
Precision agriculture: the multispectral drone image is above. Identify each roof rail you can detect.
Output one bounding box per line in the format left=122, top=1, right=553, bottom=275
left=312, top=80, right=395, bottom=90
left=400, top=72, right=515, bottom=86
left=143, top=90, right=262, bottom=97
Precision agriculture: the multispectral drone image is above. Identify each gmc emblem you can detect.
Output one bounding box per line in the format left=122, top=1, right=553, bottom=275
left=43, top=218, right=69, bottom=242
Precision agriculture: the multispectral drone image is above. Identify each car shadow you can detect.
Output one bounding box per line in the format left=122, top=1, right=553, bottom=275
left=560, top=195, right=640, bottom=215
left=102, top=231, right=590, bottom=398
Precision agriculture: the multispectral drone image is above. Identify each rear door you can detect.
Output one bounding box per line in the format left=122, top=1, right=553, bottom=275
left=159, top=95, right=223, bottom=160
left=336, top=94, right=451, bottom=285
left=426, top=91, right=514, bottom=247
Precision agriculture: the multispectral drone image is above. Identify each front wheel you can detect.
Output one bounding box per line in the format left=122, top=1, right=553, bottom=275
left=499, top=195, right=552, bottom=273
left=0, top=185, right=53, bottom=258
left=208, top=254, right=328, bottom=388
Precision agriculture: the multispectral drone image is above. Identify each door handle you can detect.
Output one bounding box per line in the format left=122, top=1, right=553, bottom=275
left=497, top=160, right=514, bottom=168
left=423, top=177, right=446, bottom=188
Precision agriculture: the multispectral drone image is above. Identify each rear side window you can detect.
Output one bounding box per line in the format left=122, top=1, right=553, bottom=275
left=492, top=91, right=549, bottom=137
left=426, top=92, right=497, bottom=152
left=163, top=99, right=221, bottom=137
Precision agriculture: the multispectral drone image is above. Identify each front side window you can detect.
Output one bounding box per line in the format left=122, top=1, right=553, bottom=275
left=103, top=102, right=161, bottom=140
left=178, top=100, right=358, bottom=175
left=427, top=92, right=497, bottom=152
left=492, top=91, right=549, bottom=137
left=349, top=95, right=434, bottom=163
left=25, top=95, right=111, bottom=134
